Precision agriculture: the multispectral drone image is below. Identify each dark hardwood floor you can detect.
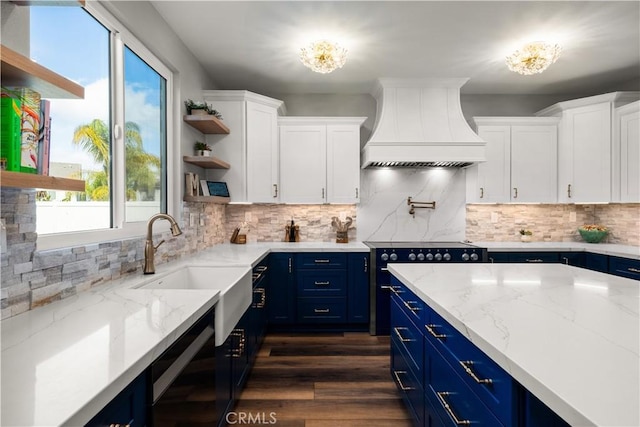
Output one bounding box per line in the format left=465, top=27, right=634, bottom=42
left=232, top=332, right=412, bottom=427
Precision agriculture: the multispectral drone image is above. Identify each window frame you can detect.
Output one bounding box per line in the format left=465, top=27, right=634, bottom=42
left=36, top=2, right=177, bottom=251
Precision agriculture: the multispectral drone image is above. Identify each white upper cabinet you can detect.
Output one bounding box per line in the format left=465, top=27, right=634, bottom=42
left=467, top=117, right=558, bottom=203
left=615, top=101, right=640, bottom=202
left=278, top=117, right=366, bottom=204
left=537, top=92, right=639, bottom=203
left=202, top=91, right=284, bottom=203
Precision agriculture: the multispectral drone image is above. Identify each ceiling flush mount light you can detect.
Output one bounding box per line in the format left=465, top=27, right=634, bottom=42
left=505, top=41, right=562, bottom=75
left=300, top=39, right=347, bottom=74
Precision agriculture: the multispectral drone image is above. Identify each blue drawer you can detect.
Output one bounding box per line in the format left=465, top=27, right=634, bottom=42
left=391, top=277, right=427, bottom=329
left=391, top=297, right=424, bottom=380
left=608, top=256, right=640, bottom=280
left=297, top=270, right=346, bottom=296
left=585, top=252, right=608, bottom=273
left=297, top=297, right=346, bottom=323
left=297, top=253, right=347, bottom=269
left=508, top=252, right=559, bottom=263
left=427, top=340, right=505, bottom=427
left=391, top=339, right=424, bottom=427
left=424, top=307, right=515, bottom=425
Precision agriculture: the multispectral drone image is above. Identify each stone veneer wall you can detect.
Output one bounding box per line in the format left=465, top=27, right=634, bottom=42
left=0, top=188, right=226, bottom=319
left=225, top=204, right=357, bottom=243
left=466, top=203, right=640, bottom=246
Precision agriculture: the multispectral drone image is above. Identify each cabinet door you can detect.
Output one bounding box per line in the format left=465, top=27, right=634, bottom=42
left=560, top=103, right=612, bottom=202
left=511, top=125, right=557, bottom=202
left=246, top=101, right=279, bottom=202
left=326, top=125, right=360, bottom=203
left=347, top=253, right=370, bottom=324
left=474, top=126, right=511, bottom=202
left=279, top=125, right=327, bottom=203
left=86, top=372, right=147, bottom=427
left=268, top=253, right=295, bottom=324
left=618, top=103, right=640, bottom=202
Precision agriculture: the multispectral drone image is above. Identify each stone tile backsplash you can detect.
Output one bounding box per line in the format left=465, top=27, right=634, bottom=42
left=466, top=203, right=640, bottom=246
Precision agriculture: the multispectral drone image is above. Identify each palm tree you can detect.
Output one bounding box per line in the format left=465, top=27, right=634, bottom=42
left=72, top=119, right=160, bottom=201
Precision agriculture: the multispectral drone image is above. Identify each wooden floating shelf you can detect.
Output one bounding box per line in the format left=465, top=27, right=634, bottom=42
left=183, top=195, right=230, bottom=204
left=1, top=45, right=84, bottom=99
left=1, top=170, right=85, bottom=191
left=183, top=115, right=230, bottom=134
left=183, top=155, right=230, bottom=169
left=10, top=0, right=85, bottom=5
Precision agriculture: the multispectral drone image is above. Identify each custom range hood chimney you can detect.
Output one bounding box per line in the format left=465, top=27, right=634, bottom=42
left=361, top=78, right=486, bottom=168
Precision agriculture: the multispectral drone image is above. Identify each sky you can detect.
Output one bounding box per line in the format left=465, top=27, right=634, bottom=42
left=30, top=6, right=164, bottom=174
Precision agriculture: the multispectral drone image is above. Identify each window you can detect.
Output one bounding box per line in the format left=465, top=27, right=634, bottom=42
left=29, top=4, right=172, bottom=248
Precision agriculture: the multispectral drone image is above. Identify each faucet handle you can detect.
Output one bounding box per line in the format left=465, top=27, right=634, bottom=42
left=154, top=239, right=166, bottom=251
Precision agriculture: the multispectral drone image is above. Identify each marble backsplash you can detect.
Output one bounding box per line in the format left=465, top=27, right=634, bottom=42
left=466, top=203, right=640, bottom=246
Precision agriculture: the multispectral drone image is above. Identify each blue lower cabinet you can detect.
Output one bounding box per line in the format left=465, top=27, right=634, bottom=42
left=85, top=371, right=147, bottom=427
left=297, top=297, right=347, bottom=323
left=524, top=390, right=570, bottom=427
left=508, top=252, right=559, bottom=263
left=347, top=253, right=370, bottom=324
left=391, top=339, right=424, bottom=427
left=426, top=341, right=504, bottom=427
left=585, top=252, right=609, bottom=273
left=268, top=253, right=295, bottom=324
left=608, top=256, right=640, bottom=280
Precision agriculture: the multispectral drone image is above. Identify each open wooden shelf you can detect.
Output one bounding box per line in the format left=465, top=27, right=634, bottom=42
left=10, top=0, right=85, bottom=5
left=183, top=155, right=230, bottom=169
left=183, top=195, right=230, bottom=204
left=183, top=115, right=230, bottom=134
left=1, top=170, right=85, bottom=191
left=1, top=45, right=84, bottom=99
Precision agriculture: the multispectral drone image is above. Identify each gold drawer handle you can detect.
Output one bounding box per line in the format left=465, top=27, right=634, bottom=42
left=393, top=370, right=415, bottom=391
left=314, top=308, right=330, bottom=313
left=314, top=281, right=330, bottom=286
left=109, top=424, right=131, bottom=427
left=254, top=287, right=266, bottom=308
left=315, top=259, right=330, bottom=263
left=459, top=360, right=493, bottom=385
left=436, top=392, right=471, bottom=425
left=393, top=327, right=415, bottom=343
left=526, top=258, right=544, bottom=263
left=404, top=300, right=422, bottom=313
left=628, top=267, right=640, bottom=273
left=425, top=324, right=446, bottom=340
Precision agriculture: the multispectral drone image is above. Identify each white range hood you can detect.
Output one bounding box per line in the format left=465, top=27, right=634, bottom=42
left=361, top=78, right=486, bottom=168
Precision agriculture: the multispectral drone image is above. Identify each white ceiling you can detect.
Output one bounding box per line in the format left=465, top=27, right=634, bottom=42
left=151, top=1, right=640, bottom=97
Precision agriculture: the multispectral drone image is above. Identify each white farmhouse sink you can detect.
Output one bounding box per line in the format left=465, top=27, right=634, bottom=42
left=133, top=265, right=252, bottom=346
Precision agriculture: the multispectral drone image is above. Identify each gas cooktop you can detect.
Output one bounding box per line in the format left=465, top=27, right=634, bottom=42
left=365, top=241, right=482, bottom=249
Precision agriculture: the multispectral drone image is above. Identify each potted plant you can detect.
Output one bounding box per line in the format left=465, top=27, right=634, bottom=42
left=519, top=229, right=533, bottom=243
left=184, top=99, right=223, bottom=119
left=194, top=141, right=212, bottom=156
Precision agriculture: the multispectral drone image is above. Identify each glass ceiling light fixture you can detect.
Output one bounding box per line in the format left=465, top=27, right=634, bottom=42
left=300, top=39, right=347, bottom=74
left=505, top=41, right=562, bottom=75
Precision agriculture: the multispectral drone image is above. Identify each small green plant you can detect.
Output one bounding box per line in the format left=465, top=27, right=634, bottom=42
left=519, top=229, right=533, bottom=236
left=194, top=141, right=211, bottom=151
left=184, top=99, right=223, bottom=119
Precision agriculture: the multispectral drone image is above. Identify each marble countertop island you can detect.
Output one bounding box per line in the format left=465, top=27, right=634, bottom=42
left=388, top=263, right=639, bottom=427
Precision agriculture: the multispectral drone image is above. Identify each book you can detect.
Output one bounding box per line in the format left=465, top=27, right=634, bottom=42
left=0, top=90, right=22, bottom=172
left=9, top=87, right=41, bottom=174
left=200, top=179, right=210, bottom=196
left=38, top=99, right=51, bottom=175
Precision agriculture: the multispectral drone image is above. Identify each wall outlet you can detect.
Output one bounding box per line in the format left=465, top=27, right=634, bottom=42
left=569, top=211, right=577, bottom=222
left=200, top=214, right=205, bottom=226
left=189, top=213, right=197, bottom=227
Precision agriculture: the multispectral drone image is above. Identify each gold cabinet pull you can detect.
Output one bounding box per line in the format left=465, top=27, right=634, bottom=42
left=322, top=187, right=325, bottom=198
left=479, top=187, right=484, bottom=199
left=314, top=259, right=330, bottom=263
left=628, top=267, right=640, bottom=273
left=253, top=287, right=266, bottom=308
left=513, top=187, right=518, bottom=199
left=393, top=370, right=415, bottom=391
left=425, top=324, right=446, bottom=340
left=526, top=258, right=544, bottom=263
left=459, top=360, right=493, bottom=385
left=273, top=183, right=278, bottom=197
left=314, top=281, right=330, bottom=286
left=436, top=392, right=471, bottom=425
left=314, top=308, right=330, bottom=313
left=393, top=327, right=415, bottom=343
left=403, top=300, right=422, bottom=313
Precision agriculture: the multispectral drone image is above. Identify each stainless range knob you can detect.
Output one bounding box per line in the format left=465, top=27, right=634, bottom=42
left=426, top=253, right=434, bottom=261
left=434, top=253, right=442, bottom=261
left=461, top=253, right=470, bottom=261
left=417, top=253, right=425, bottom=261
left=381, top=253, right=389, bottom=261
left=443, top=253, right=451, bottom=261
left=470, top=253, right=479, bottom=261
left=389, top=253, right=398, bottom=261
left=408, top=253, right=416, bottom=261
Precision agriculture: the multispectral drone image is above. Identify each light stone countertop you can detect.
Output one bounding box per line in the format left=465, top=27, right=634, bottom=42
left=0, top=241, right=369, bottom=427
left=388, top=263, right=639, bottom=427
left=475, top=241, right=640, bottom=259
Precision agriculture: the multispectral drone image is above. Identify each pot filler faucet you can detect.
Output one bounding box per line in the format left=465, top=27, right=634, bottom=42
left=144, top=213, right=183, bottom=274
